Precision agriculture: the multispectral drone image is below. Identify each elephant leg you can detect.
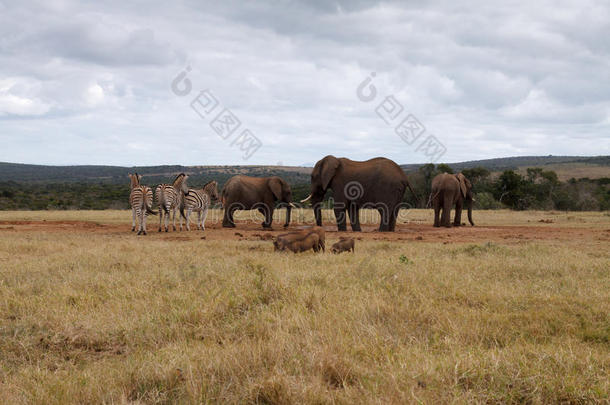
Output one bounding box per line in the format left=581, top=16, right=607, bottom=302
left=441, top=199, right=452, bottom=227
left=222, top=204, right=236, bottom=227
left=453, top=200, right=463, bottom=226
left=433, top=202, right=441, bottom=227
left=259, top=206, right=273, bottom=228
left=348, top=204, right=361, bottom=232
left=265, top=208, right=274, bottom=228
left=388, top=205, right=398, bottom=232
left=378, top=205, right=391, bottom=232
left=334, top=206, right=347, bottom=231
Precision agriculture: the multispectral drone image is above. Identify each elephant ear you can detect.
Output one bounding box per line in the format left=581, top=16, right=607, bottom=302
left=268, top=177, right=283, bottom=200
left=320, top=156, right=340, bottom=190
left=456, top=173, right=467, bottom=198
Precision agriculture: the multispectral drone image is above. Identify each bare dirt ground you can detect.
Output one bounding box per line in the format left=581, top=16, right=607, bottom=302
left=2, top=217, right=609, bottom=245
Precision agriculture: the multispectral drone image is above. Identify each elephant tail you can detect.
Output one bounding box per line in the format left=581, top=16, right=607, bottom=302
left=402, top=175, right=421, bottom=207
left=427, top=190, right=440, bottom=208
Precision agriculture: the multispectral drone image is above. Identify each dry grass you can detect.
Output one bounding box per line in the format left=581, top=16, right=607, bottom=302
left=0, top=210, right=608, bottom=404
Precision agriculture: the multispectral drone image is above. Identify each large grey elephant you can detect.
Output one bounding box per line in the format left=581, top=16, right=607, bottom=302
left=222, top=175, right=294, bottom=228
left=429, top=172, right=475, bottom=227
left=301, top=155, right=417, bottom=232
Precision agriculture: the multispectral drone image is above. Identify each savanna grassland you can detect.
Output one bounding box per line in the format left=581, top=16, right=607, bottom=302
left=0, top=210, right=609, bottom=404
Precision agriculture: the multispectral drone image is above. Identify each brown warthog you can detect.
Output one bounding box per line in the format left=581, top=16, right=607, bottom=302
left=331, top=237, right=355, bottom=254
left=274, top=232, right=320, bottom=253
left=275, top=226, right=325, bottom=252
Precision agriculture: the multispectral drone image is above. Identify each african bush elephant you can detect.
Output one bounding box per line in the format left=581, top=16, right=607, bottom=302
left=301, top=155, right=417, bottom=232
left=429, top=173, right=475, bottom=227
left=222, top=175, right=295, bottom=228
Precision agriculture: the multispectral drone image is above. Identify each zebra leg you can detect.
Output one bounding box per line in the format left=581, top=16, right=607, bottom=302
left=201, top=206, right=209, bottom=231
left=171, top=207, right=177, bottom=231
left=158, top=206, right=163, bottom=232
left=132, top=208, right=136, bottom=232
left=136, top=208, right=143, bottom=235
left=185, top=208, right=192, bottom=231
left=142, top=210, right=148, bottom=235
left=164, top=206, right=170, bottom=232
left=179, top=207, right=184, bottom=231
left=197, top=211, right=202, bottom=230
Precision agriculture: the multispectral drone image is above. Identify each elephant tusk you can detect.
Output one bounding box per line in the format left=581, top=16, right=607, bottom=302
left=289, top=202, right=297, bottom=208
left=472, top=198, right=476, bottom=202
left=300, top=194, right=312, bottom=203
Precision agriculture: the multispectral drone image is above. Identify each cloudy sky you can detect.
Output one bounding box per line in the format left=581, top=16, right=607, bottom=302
left=1, top=0, right=609, bottom=166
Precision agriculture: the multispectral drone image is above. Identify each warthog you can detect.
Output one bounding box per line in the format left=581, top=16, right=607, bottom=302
left=331, top=237, right=355, bottom=254
left=274, top=226, right=325, bottom=252
left=274, top=232, right=320, bottom=253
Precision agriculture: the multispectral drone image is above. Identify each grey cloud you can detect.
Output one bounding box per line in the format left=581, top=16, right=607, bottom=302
left=0, top=0, right=609, bottom=165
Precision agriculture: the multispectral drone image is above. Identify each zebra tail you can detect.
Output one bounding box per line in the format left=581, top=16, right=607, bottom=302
left=146, top=205, right=158, bottom=215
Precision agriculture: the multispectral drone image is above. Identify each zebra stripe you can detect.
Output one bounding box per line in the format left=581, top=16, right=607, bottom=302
left=155, top=173, right=188, bottom=232
left=180, top=180, right=219, bottom=231
left=128, top=173, right=156, bottom=235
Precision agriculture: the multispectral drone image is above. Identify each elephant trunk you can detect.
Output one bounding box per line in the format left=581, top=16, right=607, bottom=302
left=284, top=204, right=292, bottom=227
left=467, top=199, right=474, bottom=226
left=314, top=203, right=322, bottom=226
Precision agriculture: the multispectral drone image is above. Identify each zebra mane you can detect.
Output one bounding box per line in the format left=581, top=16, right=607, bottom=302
left=172, top=173, right=186, bottom=186
left=130, top=173, right=141, bottom=188
left=202, top=180, right=216, bottom=189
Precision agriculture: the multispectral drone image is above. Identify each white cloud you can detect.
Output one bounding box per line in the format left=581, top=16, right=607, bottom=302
left=85, top=84, right=104, bottom=106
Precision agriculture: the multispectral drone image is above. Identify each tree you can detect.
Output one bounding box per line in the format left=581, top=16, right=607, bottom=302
left=436, top=163, right=454, bottom=174
left=495, top=170, right=526, bottom=209
left=462, top=167, right=490, bottom=182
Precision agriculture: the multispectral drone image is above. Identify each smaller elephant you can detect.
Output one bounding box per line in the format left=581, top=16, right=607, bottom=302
left=430, top=173, right=475, bottom=228
left=331, top=237, right=354, bottom=254
left=274, top=232, right=320, bottom=253
left=222, top=175, right=295, bottom=229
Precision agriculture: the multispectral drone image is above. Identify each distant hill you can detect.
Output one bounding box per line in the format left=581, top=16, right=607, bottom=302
left=401, top=155, right=610, bottom=181
left=1, top=156, right=608, bottom=211
left=400, top=155, right=610, bottom=172
left=1, top=155, right=608, bottom=186
left=0, top=162, right=311, bottom=188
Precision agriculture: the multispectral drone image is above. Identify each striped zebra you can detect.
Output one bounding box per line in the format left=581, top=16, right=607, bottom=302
left=180, top=180, right=219, bottom=231
left=155, top=173, right=189, bottom=232
left=128, top=173, right=157, bottom=235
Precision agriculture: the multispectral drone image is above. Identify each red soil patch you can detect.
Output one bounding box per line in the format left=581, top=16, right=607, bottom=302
left=1, top=219, right=607, bottom=245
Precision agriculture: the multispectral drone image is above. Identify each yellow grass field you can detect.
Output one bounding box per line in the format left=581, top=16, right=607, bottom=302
left=0, top=209, right=608, bottom=404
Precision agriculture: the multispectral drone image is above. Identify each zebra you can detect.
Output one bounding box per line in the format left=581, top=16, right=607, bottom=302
left=180, top=180, right=219, bottom=231
left=155, top=173, right=189, bottom=232
left=128, top=173, right=157, bottom=235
